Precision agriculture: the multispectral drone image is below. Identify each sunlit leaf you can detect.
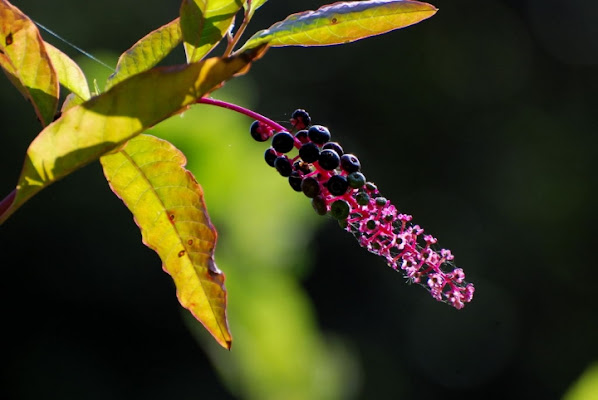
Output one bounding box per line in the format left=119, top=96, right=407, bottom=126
left=44, top=42, right=91, bottom=100
left=101, top=134, right=231, bottom=349
left=106, top=18, right=182, bottom=90
left=0, top=0, right=59, bottom=126
left=180, top=0, right=243, bottom=62
left=238, top=0, right=437, bottom=51
left=243, top=0, right=268, bottom=20
left=0, top=45, right=266, bottom=224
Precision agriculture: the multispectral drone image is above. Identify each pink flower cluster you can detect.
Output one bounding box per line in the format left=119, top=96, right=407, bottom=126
left=249, top=111, right=475, bottom=309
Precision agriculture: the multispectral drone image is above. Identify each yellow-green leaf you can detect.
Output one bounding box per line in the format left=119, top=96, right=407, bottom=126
left=243, top=0, right=268, bottom=20
left=44, top=42, right=91, bottom=100
left=106, top=18, right=182, bottom=90
left=0, top=46, right=266, bottom=224
left=180, top=0, right=242, bottom=62
left=238, top=0, right=437, bottom=51
left=0, top=0, right=59, bottom=126
left=100, top=134, right=231, bottom=349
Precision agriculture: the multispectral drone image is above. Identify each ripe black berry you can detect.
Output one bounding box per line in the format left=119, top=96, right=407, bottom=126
left=311, top=195, right=328, bottom=216
left=330, top=200, right=350, bottom=220
left=308, top=125, right=331, bottom=145
left=271, top=131, right=295, bottom=153
left=299, top=142, right=320, bottom=163
left=322, top=142, right=343, bottom=156
left=250, top=120, right=270, bottom=142
left=347, top=172, right=366, bottom=188
left=295, top=130, right=309, bottom=144
left=318, top=149, right=340, bottom=170
left=274, top=156, right=292, bottom=177
left=340, top=154, right=361, bottom=173
left=264, top=148, right=277, bottom=167
left=327, top=175, right=349, bottom=196
left=293, top=160, right=312, bottom=175
left=288, top=171, right=303, bottom=192
left=375, top=197, right=388, bottom=207
left=291, top=109, right=311, bottom=130
left=301, top=177, right=321, bottom=198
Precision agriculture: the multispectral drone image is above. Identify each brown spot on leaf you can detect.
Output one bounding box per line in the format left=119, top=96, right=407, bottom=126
left=187, top=239, right=193, bottom=245
left=178, top=250, right=185, bottom=257
left=331, top=17, right=338, bottom=24
left=169, top=213, right=175, bottom=221
left=5, top=33, right=13, bottom=46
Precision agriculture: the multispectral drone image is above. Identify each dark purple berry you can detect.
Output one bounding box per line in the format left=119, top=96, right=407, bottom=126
left=264, top=148, right=277, bottom=167
left=295, top=130, right=309, bottom=144
left=330, top=200, right=350, bottom=220
left=327, top=175, right=349, bottom=196
left=301, top=176, right=321, bottom=198
left=308, top=125, right=331, bottom=145
left=340, top=153, right=361, bottom=173
left=311, top=195, right=328, bottom=216
left=322, top=142, right=343, bottom=156
left=288, top=171, right=303, bottom=192
left=299, top=142, right=320, bottom=163
left=318, top=149, right=340, bottom=170
left=347, top=172, right=366, bottom=188
left=250, top=120, right=270, bottom=142
left=291, top=109, right=311, bottom=130
left=272, top=131, right=295, bottom=153
left=365, top=182, right=377, bottom=192
left=274, top=156, right=292, bottom=177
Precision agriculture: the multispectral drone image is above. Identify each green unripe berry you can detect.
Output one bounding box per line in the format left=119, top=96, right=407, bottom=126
left=347, top=172, right=366, bottom=188
left=356, top=192, right=370, bottom=205
left=311, top=195, right=328, bottom=216
left=365, top=182, right=377, bottom=192
left=330, top=200, right=350, bottom=220
left=375, top=197, right=388, bottom=206
left=301, top=177, right=321, bottom=198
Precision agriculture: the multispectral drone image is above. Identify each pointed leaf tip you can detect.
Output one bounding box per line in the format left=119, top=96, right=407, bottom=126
left=101, top=135, right=232, bottom=349
left=239, top=0, right=437, bottom=50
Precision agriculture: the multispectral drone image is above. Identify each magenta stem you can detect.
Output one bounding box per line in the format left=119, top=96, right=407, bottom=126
left=197, top=97, right=288, bottom=132
left=0, top=189, right=16, bottom=221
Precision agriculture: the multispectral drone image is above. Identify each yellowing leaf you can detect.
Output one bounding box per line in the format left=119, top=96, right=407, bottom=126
left=106, top=18, right=182, bottom=90
left=0, top=0, right=59, bottom=126
left=101, top=134, right=231, bottom=349
left=180, top=0, right=242, bottom=62
left=238, top=0, right=437, bottom=51
left=0, top=46, right=266, bottom=224
left=44, top=42, right=91, bottom=100
left=243, top=0, right=268, bottom=20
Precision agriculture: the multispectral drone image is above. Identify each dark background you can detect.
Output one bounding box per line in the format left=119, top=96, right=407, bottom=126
left=1, top=0, right=597, bottom=399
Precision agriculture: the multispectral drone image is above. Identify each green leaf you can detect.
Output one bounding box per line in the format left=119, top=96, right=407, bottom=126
left=106, top=18, right=182, bottom=90
left=0, top=0, right=59, bottom=126
left=238, top=0, right=437, bottom=51
left=100, top=134, right=231, bottom=349
left=243, top=0, right=268, bottom=20
left=180, top=0, right=243, bottom=63
left=44, top=42, right=91, bottom=100
left=0, top=46, right=267, bottom=224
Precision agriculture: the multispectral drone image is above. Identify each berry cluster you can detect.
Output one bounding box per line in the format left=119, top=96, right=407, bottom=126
left=250, top=109, right=474, bottom=309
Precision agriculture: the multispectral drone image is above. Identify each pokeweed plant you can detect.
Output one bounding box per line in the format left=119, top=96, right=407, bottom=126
left=0, top=0, right=474, bottom=350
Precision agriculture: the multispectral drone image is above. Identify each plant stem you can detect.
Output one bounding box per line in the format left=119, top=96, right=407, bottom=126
left=0, top=189, right=16, bottom=223
left=223, top=9, right=251, bottom=57
left=197, top=97, right=287, bottom=132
